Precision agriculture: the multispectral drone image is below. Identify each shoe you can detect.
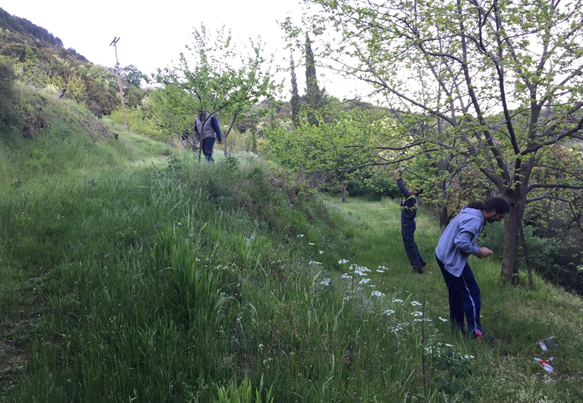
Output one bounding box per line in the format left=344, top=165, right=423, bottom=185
left=472, top=329, right=496, bottom=344
left=421, top=261, right=427, bottom=268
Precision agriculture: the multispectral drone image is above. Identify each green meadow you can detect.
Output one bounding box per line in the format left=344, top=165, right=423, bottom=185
left=1, top=104, right=583, bottom=402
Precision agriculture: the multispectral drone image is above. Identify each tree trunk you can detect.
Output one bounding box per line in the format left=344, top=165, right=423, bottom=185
left=223, top=135, right=229, bottom=157
left=439, top=205, right=450, bottom=234
left=501, top=198, right=526, bottom=285
left=341, top=183, right=347, bottom=203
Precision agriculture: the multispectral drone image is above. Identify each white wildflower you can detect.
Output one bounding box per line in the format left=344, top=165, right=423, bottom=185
left=309, top=260, right=322, bottom=265
left=338, top=259, right=349, bottom=264
left=341, top=273, right=352, bottom=279
left=383, top=309, right=395, bottom=316
left=308, top=242, right=315, bottom=245
left=350, top=264, right=370, bottom=273
left=439, top=317, right=448, bottom=322
left=393, top=299, right=404, bottom=303
left=371, top=290, right=385, bottom=297
left=319, top=250, right=324, bottom=254
left=320, top=278, right=331, bottom=286
left=297, top=234, right=305, bottom=238
left=359, top=278, right=371, bottom=285
left=411, top=311, right=423, bottom=317
left=411, top=301, right=422, bottom=306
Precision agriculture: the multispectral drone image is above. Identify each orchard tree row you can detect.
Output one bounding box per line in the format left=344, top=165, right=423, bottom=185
left=267, top=0, right=583, bottom=287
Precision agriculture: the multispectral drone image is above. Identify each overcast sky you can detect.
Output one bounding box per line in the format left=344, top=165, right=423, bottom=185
left=0, top=0, right=370, bottom=99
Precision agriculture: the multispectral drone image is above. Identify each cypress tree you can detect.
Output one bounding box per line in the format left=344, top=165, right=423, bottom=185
left=290, top=52, right=300, bottom=127
left=304, top=34, right=326, bottom=125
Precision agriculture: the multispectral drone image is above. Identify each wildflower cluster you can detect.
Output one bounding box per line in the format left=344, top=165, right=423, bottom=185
left=299, top=242, right=447, bottom=338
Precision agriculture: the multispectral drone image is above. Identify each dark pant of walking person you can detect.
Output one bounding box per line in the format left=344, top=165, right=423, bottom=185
left=401, top=217, right=425, bottom=272
left=436, top=256, right=482, bottom=336
left=202, top=138, right=216, bottom=162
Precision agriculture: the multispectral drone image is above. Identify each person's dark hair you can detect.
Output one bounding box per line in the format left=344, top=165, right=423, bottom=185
left=467, top=197, right=509, bottom=214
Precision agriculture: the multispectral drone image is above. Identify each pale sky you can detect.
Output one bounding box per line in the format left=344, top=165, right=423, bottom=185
left=0, top=0, right=370, bottom=99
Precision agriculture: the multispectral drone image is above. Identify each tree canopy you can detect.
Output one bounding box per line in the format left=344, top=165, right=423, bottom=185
left=283, top=0, right=583, bottom=283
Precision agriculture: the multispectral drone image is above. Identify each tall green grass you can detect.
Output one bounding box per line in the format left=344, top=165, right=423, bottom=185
left=0, top=85, right=171, bottom=187
left=0, top=152, right=426, bottom=401
left=2, top=97, right=583, bottom=401
left=4, top=154, right=582, bottom=402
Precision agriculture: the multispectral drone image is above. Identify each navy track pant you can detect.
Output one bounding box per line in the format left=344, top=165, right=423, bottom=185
left=436, top=255, right=482, bottom=336
left=202, top=138, right=216, bottom=162
left=401, top=217, right=424, bottom=269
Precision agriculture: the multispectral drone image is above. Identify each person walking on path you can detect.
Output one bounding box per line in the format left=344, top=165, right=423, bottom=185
left=395, top=169, right=426, bottom=273
left=195, top=109, right=222, bottom=162
left=435, top=197, right=509, bottom=338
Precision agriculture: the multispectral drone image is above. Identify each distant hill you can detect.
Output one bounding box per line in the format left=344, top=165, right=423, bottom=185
left=0, top=8, right=148, bottom=118
left=0, top=7, right=87, bottom=62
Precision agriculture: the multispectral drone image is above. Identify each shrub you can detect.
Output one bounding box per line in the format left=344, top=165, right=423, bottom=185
left=480, top=222, right=578, bottom=289
left=327, top=175, right=401, bottom=199
left=0, top=58, right=17, bottom=130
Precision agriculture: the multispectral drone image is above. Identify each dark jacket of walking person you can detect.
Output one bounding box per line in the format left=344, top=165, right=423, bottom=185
left=395, top=169, right=426, bottom=273
left=435, top=197, right=509, bottom=338
left=195, top=110, right=222, bottom=162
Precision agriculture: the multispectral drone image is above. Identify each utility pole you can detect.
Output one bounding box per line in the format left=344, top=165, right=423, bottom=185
left=110, top=37, right=128, bottom=130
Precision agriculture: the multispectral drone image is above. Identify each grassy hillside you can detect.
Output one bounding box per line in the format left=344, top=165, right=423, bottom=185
left=1, top=91, right=583, bottom=402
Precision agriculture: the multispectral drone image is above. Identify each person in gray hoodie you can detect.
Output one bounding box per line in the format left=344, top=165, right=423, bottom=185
left=435, top=197, right=509, bottom=338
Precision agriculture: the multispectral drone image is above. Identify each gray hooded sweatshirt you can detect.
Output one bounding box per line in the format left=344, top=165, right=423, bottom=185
left=435, top=207, right=484, bottom=277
